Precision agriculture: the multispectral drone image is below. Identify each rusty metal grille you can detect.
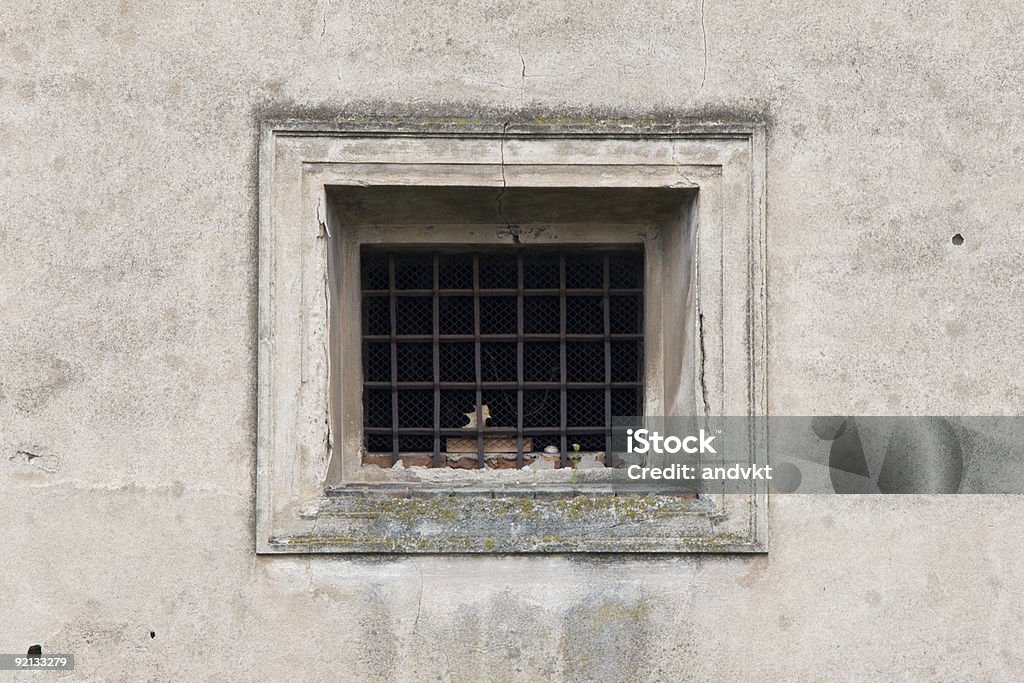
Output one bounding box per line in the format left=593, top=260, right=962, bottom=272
left=361, top=248, right=643, bottom=469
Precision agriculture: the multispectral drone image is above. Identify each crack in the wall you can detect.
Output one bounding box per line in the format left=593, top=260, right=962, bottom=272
left=670, top=139, right=700, bottom=187
left=698, top=312, right=710, bottom=414
left=316, top=196, right=331, bottom=238
left=517, top=45, right=527, bottom=107
left=411, top=558, right=424, bottom=633
left=319, top=195, right=334, bottom=474
left=495, top=118, right=520, bottom=243
left=698, top=0, right=708, bottom=92
left=11, top=448, right=60, bottom=472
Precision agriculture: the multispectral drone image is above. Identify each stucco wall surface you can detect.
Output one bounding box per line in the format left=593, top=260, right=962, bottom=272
left=2, top=1, right=1023, bottom=680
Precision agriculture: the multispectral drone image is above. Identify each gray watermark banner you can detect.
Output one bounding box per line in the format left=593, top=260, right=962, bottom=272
left=604, top=417, right=1024, bottom=494
left=0, top=654, right=75, bottom=670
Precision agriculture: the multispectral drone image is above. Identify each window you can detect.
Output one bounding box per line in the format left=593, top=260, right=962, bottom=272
left=360, top=248, right=644, bottom=469
left=257, top=117, right=767, bottom=553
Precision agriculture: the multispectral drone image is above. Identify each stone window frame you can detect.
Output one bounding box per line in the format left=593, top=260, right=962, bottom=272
left=256, top=116, right=767, bottom=553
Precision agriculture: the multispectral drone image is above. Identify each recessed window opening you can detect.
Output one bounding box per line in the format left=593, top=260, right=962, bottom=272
left=361, top=246, right=644, bottom=469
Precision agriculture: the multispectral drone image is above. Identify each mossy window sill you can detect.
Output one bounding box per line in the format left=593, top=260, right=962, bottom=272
left=268, top=488, right=754, bottom=554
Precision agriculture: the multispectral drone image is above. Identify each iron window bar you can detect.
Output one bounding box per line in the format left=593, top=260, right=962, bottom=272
left=361, top=248, right=643, bottom=469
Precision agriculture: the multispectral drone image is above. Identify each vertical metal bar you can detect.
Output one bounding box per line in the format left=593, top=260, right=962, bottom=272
left=388, top=254, right=399, bottom=466
left=473, top=254, right=484, bottom=469
left=559, top=253, right=568, bottom=468
left=516, top=253, right=524, bottom=468
left=432, top=254, right=441, bottom=468
left=603, top=254, right=612, bottom=466
left=637, top=254, right=644, bottom=417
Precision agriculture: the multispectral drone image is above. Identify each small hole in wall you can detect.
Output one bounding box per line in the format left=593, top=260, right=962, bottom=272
left=952, top=233, right=964, bottom=246
left=27, top=645, right=42, bottom=656
left=150, top=631, right=156, bottom=639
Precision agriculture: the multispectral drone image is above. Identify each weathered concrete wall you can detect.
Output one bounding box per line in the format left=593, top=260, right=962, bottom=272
left=2, top=1, right=1023, bottom=680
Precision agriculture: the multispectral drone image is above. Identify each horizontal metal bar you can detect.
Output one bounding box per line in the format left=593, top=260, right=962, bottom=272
left=363, top=381, right=642, bottom=389
left=364, top=427, right=614, bottom=435
left=363, top=288, right=643, bottom=297
left=363, top=333, right=643, bottom=342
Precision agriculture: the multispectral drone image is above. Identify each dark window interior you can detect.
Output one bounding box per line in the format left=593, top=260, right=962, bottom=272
left=361, top=247, right=643, bottom=469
